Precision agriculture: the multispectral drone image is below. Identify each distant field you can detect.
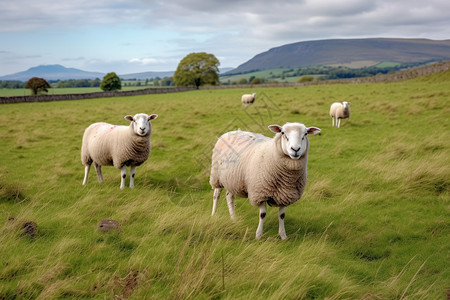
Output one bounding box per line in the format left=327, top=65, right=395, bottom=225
left=0, top=86, right=156, bottom=97
left=220, top=61, right=404, bottom=83
left=375, top=61, right=402, bottom=68
left=0, top=70, right=449, bottom=298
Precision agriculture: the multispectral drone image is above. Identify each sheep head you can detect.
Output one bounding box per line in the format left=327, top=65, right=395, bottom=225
left=268, top=123, right=321, bottom=160
left=125, top=113, right=158, bottom=137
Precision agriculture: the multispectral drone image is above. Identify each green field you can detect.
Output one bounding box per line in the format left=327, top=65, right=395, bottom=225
left=0, top=86, right=158, bottom=97
left=0, top=71, right=449, bottom=298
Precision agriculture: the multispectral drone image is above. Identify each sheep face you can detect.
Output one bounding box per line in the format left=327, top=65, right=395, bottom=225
left=269, top=123, right=321, bottom=159
left=125, top=113, right=158, bottom=137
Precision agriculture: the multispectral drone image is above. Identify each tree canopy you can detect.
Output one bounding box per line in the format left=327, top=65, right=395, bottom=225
left=25, top=77, right=51, bottom=95
left=100, top=72, right=121, bottom=91
left=174, top=52, right=220, bottom=89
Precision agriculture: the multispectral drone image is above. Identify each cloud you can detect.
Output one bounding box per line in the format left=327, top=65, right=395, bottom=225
left=129, top=58, right=163, bottom=65
left=63, top=56, right=85, bottom=62
left=1, top=0, right=449, bottom=75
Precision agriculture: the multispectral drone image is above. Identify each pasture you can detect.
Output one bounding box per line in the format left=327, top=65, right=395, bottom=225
left=0, top=72, right=449, bottom=299
left=0, top=85, right=156, bottom=97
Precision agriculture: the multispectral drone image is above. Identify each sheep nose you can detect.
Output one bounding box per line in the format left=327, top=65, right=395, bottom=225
left=291, top=147, right=300, bottom=153
left=139, top=127, right=145, bottom=131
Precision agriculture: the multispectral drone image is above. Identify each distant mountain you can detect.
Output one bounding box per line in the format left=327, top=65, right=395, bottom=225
left=0, top=64, right=105, bottom=81
left=0, top=65, right=175, bottom=81
left=119, top=71, right=174, bottom=80
left=120, top=67, right=233, bottom=80
left=227, top=38, right=450, bottom=74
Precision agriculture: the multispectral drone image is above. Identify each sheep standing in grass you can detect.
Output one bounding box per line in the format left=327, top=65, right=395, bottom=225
left=210, top=122, right=321, bottom=239
left=330, top=101, right=350, bottom=128
left=241, top=93, right=256, bottom=106
left=81, top=113, right=158, bottom=189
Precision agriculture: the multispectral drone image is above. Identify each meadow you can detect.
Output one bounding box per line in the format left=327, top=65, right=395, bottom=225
left=0, top=71, right=449, bottom=299
left=0, top=85, right=155, bottom=97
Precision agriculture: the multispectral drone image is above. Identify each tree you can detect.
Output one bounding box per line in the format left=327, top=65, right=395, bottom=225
left=174, top=52, right=220, bottom=89
left=251, top=77, right=261, bottom=84
left=100, top=72, right=121, bottom=91
left=25, top=77, right=51, bottom=95
left=237, top=78, right=248, bottom=84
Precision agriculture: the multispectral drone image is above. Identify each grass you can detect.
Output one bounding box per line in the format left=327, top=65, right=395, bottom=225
left=0, top=70, right=449, bottom=299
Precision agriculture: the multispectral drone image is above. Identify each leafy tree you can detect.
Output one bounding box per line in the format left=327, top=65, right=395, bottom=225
left=25, top=77, right=51, bottom=95
left=174, top=52, right=220, bottom=89
left=100, top=72, right=121, bottom=91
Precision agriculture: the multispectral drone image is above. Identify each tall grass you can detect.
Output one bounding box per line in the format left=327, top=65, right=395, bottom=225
left=0, top=70, right=449, bottom=299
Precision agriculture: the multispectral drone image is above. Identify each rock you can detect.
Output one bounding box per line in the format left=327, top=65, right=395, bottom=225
left=97, top=219, right=122, bottom=233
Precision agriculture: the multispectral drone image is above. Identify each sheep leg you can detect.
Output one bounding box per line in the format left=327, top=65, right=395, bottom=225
left=256, top=203, right=267, bottom=240
left=331, top=117, right=334, bottom=127
left=82, top=164, right=90, bottom=186
left=129, top=166, right=136, bottom=188
left=211, top=188, right=222, bottom=216
left=120, top=166, right=127, bottom=189
left=94, top=163, right=103, bottom=183
left=226, top=191, right=236, bottom=220
left=337, top=118, right=341, bottom=128
left=278, top=206, right=287, bottom=240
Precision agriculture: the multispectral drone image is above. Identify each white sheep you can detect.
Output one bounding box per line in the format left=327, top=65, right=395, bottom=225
left=81, top=113, right=158, bottom=189
left=209, top=122, right=321, bottom=240
left=330, top=101, right=350, bottom=128
left=241, top=93, right=256, bottom=106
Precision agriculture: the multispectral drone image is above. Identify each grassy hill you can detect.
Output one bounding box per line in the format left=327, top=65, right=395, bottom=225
left=229, top=38, right=450, bottom=74
left=0, top=69, right=449, bottom=298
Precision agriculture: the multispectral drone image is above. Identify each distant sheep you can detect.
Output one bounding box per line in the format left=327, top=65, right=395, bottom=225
left=210, top=122, right=321, bottom=239
left=330, top=101, right=350, bottom=128
left=81, top=113, right=158, bottom=189
left=241, top=93, right=256, bottom=106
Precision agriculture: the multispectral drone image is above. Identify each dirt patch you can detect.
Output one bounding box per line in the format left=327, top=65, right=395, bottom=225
left=113, top=269, right=140, bottom=299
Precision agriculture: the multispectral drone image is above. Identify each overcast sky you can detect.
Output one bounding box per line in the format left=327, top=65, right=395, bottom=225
left=1, top=0, right=449, bottom=76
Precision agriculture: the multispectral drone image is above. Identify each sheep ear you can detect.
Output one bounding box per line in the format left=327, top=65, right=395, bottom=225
left=148, top=114, right=158, bottom=120
left=124, top=115, right=134, bottom=122
left=268, top=125, right=282, bottom=133
left=307, top=127, right=321, bottom=135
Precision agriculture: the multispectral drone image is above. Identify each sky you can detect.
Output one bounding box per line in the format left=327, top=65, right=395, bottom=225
left=1, top=0, right=449, bottom=76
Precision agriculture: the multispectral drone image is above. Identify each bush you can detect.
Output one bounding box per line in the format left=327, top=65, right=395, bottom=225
left=251, top=77, right=261, bottom=84
left=297, top=75, right=314, bottom=83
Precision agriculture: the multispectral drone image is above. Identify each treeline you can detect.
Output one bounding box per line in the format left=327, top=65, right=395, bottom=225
left=0, top=79, right=102, bottom=89
left=0, top=81, right=25, bottom=89
left=227, top=60, right=439, bottom=81
left=54, top=79, right=101, bottom=88
left=277, top=61, right=435, bottom=80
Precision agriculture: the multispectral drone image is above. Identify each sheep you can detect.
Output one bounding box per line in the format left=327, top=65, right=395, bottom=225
left=81, top=113, right=158, bottom=189
left=241, top=93, right=256, bottom=106
left=209, top=122, right=321, bottom=240
left=330, top=101, right=350, bottom=128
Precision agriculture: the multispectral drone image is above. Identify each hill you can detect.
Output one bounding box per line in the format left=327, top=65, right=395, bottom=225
left=0, top=65, right=105, bottom=81
left=0, top=65, right=233, bottom=82
left=119, top=71, right=174, bottom=80
left=228, top=38, right=450, bottom=74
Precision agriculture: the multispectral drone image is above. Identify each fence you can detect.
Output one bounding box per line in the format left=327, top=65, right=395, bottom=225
left=0, top=87, right=195, bottom=104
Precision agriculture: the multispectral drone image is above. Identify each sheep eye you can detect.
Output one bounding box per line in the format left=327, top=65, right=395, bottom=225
left=281, top=131, right=284, bottom=135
